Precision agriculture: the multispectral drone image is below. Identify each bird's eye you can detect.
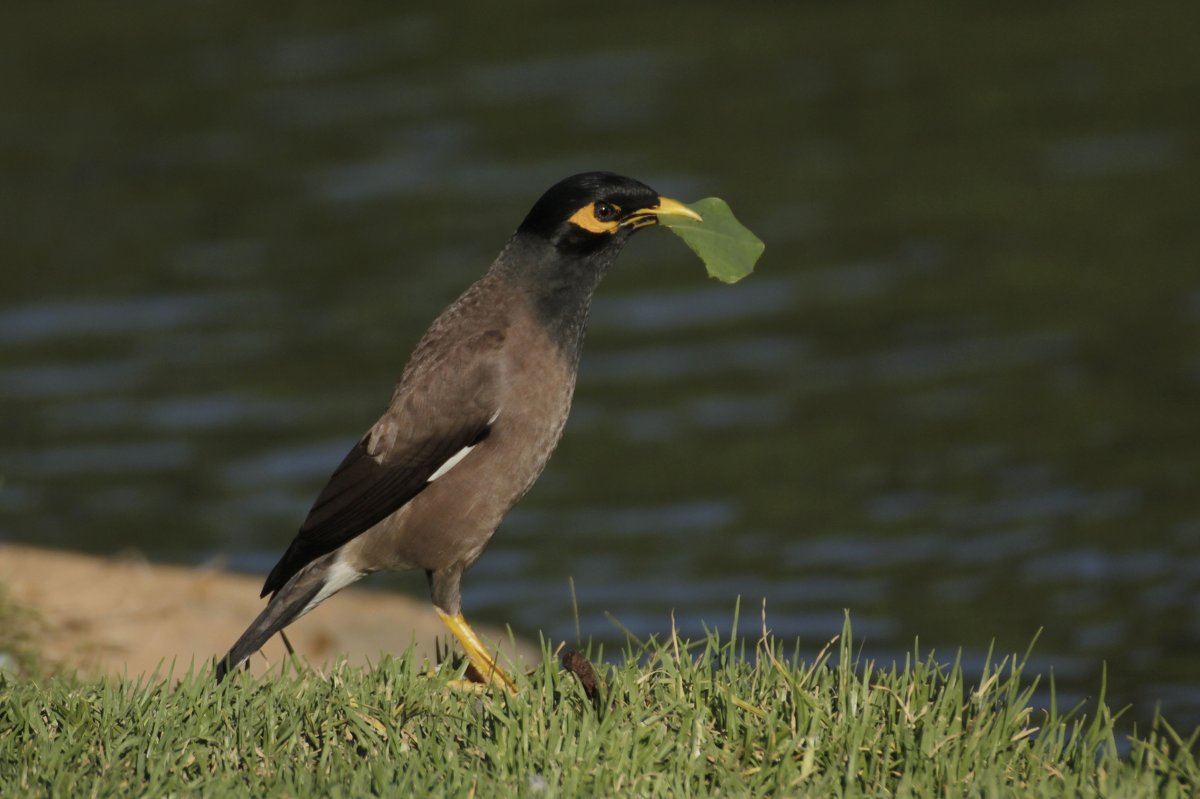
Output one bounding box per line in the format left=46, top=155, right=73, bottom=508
left=593, top=202, right=618, bottom=222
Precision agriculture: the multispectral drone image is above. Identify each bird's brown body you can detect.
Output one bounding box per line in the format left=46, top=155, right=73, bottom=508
left=215, top=173, right=702, bottom=687
left=346, top=275, right=578, bottom=610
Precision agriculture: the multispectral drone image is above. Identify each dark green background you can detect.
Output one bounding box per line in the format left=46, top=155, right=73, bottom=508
left=2, top=4, right=1197, bottom=727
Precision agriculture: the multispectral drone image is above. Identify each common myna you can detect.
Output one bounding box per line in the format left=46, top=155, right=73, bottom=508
left=215, top=172, right=701, bottom=689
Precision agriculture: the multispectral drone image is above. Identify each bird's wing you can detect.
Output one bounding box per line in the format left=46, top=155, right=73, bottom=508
left=260, top=342, right=502, bottom=597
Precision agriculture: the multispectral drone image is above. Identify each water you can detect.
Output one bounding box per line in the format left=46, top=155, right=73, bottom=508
left=2, top=4, right=1198, bottom=728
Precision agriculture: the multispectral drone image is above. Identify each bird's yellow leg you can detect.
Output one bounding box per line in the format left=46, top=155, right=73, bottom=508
left=435, top=608, right=518, bottom=693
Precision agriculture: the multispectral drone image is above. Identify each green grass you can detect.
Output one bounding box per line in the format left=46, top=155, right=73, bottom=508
left=1, top=613, right=1196, bottom=797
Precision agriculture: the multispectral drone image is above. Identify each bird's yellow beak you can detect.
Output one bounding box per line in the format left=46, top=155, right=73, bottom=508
left=623, top=196, right=703, bottom=229
left=652, top=196, right=703, bottom=222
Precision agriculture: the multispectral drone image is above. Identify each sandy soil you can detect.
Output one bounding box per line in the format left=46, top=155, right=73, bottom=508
left=0, top=544, right=534, bottom=680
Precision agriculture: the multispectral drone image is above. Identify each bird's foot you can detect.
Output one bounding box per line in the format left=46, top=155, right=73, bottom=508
left=422, top=662, right=499, bottom=693
left=434, top=607, right=518, bottom=693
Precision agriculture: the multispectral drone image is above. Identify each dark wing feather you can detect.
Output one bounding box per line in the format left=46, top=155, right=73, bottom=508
left=299, top=432, right=464, bottom=540
left=260, top=422, right=490, bottom=596
left=260, top=337, right=504, bottom=597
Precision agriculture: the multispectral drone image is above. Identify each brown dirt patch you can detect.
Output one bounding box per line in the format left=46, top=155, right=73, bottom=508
left=0, top=543, right=534, bottom=680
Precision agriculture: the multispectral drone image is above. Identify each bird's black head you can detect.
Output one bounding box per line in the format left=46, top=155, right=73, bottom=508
left=517, top=172, right=700, bottom=256
left=498, top=172, right=700, bottom=363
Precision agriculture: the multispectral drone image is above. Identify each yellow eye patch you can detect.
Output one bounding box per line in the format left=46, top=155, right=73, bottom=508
left=567, top=201, right=622, bottom=234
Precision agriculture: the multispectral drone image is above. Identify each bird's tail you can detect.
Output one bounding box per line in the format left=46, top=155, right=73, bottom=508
left=214, top=551, right=361, bottom=682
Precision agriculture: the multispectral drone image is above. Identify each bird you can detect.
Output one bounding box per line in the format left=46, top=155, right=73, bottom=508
left=214, top=172, right=702, bottom=689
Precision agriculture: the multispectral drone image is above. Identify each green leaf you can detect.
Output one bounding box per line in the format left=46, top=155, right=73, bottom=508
left=659, top=197, right=764, bottom=284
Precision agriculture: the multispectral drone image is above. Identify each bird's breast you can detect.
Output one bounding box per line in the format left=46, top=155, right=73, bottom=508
left=480, top=296, right=580, bottom=494
left=358, top=297, right=580, bottom=573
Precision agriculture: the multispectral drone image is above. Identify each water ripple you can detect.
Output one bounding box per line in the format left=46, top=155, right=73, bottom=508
left=582, top=336, right=804, bottom=383
left=1044, top=131, right=1184, bottom=176
left=592, top=279, right=795, bottom=333
left=0, top=359, right=148, bottom=399
left=0, top=441, right=192, bottom=477
left=0, top=293, right=265, bottom=344
left=224, top=438, right=357, bottom=486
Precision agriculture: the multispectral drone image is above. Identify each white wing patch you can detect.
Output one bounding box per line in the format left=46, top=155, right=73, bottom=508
left=427, top=410, right=499, bottom=483
left=427, top=444, right=476, bottom=482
